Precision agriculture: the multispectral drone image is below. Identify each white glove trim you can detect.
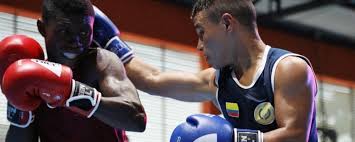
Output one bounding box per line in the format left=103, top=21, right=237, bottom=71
left=9, top=111, right=33, bottom=128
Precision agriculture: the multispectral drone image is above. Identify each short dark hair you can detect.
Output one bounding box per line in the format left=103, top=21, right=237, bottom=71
left=42, top=0, right=94, bottom=23
left=191, top=0, right=257, bottom=29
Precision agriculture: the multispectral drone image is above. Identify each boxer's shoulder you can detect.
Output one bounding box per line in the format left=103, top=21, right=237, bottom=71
left=275, top=56, right=310, bottom=80
left=95, top=48, right=125, bottom=74
left=96, top=48, right=118, bottom=63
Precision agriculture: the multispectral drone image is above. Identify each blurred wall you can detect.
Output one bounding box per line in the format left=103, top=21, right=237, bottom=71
left=0, top=0, right=353, bottom=82
left=1, top=0, right=355, bottom=115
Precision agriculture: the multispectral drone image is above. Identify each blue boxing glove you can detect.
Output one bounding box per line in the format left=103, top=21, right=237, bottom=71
left=170, top=114, right=263, bottom=142
left=92, top=6, right=133, bottom=64
left=170, top=114, right=234, bottom=142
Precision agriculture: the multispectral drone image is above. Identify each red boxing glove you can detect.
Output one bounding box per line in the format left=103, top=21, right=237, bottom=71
left=0, top=35, right=44, bottom=128
left=2, top=59, right=72, bottom=111
left=0, top=35, right=44, bottom=83
left=2, top=59, right=101, bottom=118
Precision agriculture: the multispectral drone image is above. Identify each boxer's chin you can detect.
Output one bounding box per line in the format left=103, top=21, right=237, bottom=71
left=63, top=52, right=79, bottom=59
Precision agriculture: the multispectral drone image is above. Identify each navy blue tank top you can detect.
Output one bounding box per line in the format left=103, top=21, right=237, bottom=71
left=216, top=46, right=318, bottom=142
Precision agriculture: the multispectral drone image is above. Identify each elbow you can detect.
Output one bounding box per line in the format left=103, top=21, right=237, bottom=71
left=290, top=134, right=308, bottom=142
left=124, top=88, right=147, bottom=132
left=284, top=128, right=309, bottom=142
left=134, top=111, right=147, bottom=132
left=297, top=132, right=309, bottom=142
left=127, top=102, right=147, bottom=132
left=265, top=127, right=309, bottom=142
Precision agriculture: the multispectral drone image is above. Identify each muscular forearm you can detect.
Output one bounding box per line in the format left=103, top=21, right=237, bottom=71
left=263, top=127, right=308, bottom=142
left=93, top=96, right=146, bottom=132
left=126, top=57, right=215, bottom=102
left=142, top=72, right=214, bottom=102
left=96, top=77, right=146, bottom=132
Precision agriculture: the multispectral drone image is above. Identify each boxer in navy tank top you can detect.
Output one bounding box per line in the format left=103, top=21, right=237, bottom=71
left=216, top=46, right=318, bottom=142
left=166, top=0, right=319, bottom=141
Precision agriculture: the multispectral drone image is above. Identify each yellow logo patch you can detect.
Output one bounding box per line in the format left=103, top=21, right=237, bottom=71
left=254, top=102, right=275, bottom=125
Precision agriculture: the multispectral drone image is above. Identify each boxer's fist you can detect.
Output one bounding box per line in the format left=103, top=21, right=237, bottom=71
left=92, top=6, right=120, bottom=44
left=92, top=6, right=133, bottom=63
left=2, top=59, right=101, bottom=118
left=0, top=35, right=43, bottom=127
left=2, top=59, right=73, bottom=111
left=170, top=114, right=234, bottom=142
left=0, top=35, right=44, bottom=83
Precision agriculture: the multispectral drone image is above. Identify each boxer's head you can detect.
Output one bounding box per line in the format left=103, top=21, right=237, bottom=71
left=37, top=0, right=94, bottom=67
left=191, top=0, right=257, bottom=69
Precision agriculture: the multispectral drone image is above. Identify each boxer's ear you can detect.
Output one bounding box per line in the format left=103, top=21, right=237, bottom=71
left=37, top=19, right=46, bottom=37
left=221, top=13, right=232, bottom=32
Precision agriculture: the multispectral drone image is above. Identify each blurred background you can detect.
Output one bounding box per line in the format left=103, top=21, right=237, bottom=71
left=0, top=0, right=354, bottom=142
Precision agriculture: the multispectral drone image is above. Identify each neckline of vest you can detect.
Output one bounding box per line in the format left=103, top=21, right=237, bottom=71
left=231, top=45, right=270, bottom=89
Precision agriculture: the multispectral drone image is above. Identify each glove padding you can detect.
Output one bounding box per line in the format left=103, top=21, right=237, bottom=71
left=0, top=35, right=43, bottom=128
left=170, top=114, right=234, bottom=142
left=171, top=114, right=263, bottom=142
left=0, top=34, right=44, bottom=84
left=2, top=59, right=101, bottom=118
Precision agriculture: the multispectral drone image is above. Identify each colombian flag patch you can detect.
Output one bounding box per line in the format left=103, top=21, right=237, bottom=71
left=226, top=102, right=239, bottom=118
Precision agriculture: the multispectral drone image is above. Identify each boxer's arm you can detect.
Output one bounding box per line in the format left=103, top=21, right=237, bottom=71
left=93, top=49, right=146, bottom=132
left=92, top=7, right=215, bottom=101
left=125, top=57, right=216, bottom=102
left=6, top=118, right=38, bottom=142
left=263, top=56, right=317, bottom=142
